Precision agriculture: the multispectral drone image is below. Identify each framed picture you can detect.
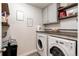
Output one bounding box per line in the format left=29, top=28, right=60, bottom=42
left=16, top=10, right=24, bottom=21
left=27, top=18, right=33, bottom=27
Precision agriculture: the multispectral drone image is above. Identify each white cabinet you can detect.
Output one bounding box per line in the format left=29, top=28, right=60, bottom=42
left=42, top=3, right=58, bottom=24
left=48, top=3, right=57, bottom=23
left=42, top=7, right=48, bottom=24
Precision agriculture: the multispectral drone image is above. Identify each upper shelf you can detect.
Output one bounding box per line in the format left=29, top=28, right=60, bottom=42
left=59, top=14, right=77, bottom=20
left=2, top=3, right=10, bottom=15
left=58, top=3, right=78, bottom=11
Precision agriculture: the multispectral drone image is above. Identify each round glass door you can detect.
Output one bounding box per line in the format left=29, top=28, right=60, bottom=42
left=38, top=39, right=43, bottom=49
left=50, top=46, right=65, bottom=56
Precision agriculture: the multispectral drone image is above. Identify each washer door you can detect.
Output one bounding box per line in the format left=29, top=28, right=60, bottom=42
left=50, top=46, right=65, bottom=56
left=49, top=43, right=68, bottom=56
left=37, top=39, right=43, bottom=51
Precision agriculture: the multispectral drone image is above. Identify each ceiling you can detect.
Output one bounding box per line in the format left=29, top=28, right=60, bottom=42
left=28, top=3, right=51, bottom=8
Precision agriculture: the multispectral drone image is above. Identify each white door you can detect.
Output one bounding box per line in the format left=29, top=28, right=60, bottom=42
left=48, top=3, right=57, bottom=23
left=0, top=3, right=2, bottom=56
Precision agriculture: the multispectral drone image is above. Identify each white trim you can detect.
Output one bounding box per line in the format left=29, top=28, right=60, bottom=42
left=18, top=49, right=37, bottom=56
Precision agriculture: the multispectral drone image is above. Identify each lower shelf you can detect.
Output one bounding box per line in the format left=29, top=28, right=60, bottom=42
left=59, top=14, right=77, bottom=20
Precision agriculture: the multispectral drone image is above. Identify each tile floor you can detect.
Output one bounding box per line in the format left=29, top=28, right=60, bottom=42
left=28, top=52, right=40, bottom=56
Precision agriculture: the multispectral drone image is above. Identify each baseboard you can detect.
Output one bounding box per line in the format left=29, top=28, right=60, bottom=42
left=18, top=49, right=37, bottom=56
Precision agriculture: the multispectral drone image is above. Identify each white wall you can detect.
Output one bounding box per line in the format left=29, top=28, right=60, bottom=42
left=45, top=23, right=60, bottom=29
left=60, top=18, right=77, bottom=29
left=8, top=3, right=42, bottom=55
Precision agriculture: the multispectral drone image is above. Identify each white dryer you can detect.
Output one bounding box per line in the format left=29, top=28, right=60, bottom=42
left=36, top=33, right=48, bottom=56
left=48, top=36, right=77, bottom=56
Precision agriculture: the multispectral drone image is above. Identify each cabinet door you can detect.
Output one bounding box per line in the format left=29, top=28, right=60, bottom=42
left=48, top=3, right=57, bottom=23
left=0, top=3, right=2, bottom=56
left=78, top=40, right=79, bottom=56
left=42, top=7, right=48, bottom=24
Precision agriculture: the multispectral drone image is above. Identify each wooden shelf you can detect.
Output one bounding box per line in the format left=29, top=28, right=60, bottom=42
left=59, top=14, right=77, bottom=20
left=43, top=23, right=54, bottom=25
left=58, top=3, right=78, bottom=11
left=2, top=3, right=10, bottom=15
left=2, top=22, right=9, bottom=26
left=59, top=29, right=77, bottom=31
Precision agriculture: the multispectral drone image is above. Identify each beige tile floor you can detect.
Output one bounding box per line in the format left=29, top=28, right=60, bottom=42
left=28, top=52, right=40, bottom=56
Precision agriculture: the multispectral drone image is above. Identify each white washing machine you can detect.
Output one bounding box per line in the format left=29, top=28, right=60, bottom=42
left=36, top=33, right=48, bottom=56
left=48, top=36, right=77, bottom=56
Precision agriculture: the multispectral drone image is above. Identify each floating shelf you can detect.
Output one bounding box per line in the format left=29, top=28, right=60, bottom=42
left=59, top=29, right=77, bottom=31
left=59, top=14, right=77, bottom=20
left=58, top=3, right=78, bottom=11
left=2, top=22, right=9, bottom=26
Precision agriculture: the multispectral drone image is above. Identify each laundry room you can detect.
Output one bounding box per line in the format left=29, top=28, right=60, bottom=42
left=0, top=3, right=78, bottom=56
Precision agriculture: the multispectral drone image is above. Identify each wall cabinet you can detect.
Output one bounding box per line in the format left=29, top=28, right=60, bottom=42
left=42, top=7, right=48, bottom=24
left=48, top=4, right=57, bottom=23
left=42, top=3, right=58, bottom=25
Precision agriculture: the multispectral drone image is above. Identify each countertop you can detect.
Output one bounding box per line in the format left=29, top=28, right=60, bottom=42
left=36, top=30, right=77, bottom=41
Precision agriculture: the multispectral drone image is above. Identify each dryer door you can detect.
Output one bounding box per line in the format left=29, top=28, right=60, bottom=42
left=50, top=46, right=65, bottom=56
left=49, top=43, right=68, bottom=56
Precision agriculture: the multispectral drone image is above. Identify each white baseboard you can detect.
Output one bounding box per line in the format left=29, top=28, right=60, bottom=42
left=18, top=49, right=37, bottom=56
